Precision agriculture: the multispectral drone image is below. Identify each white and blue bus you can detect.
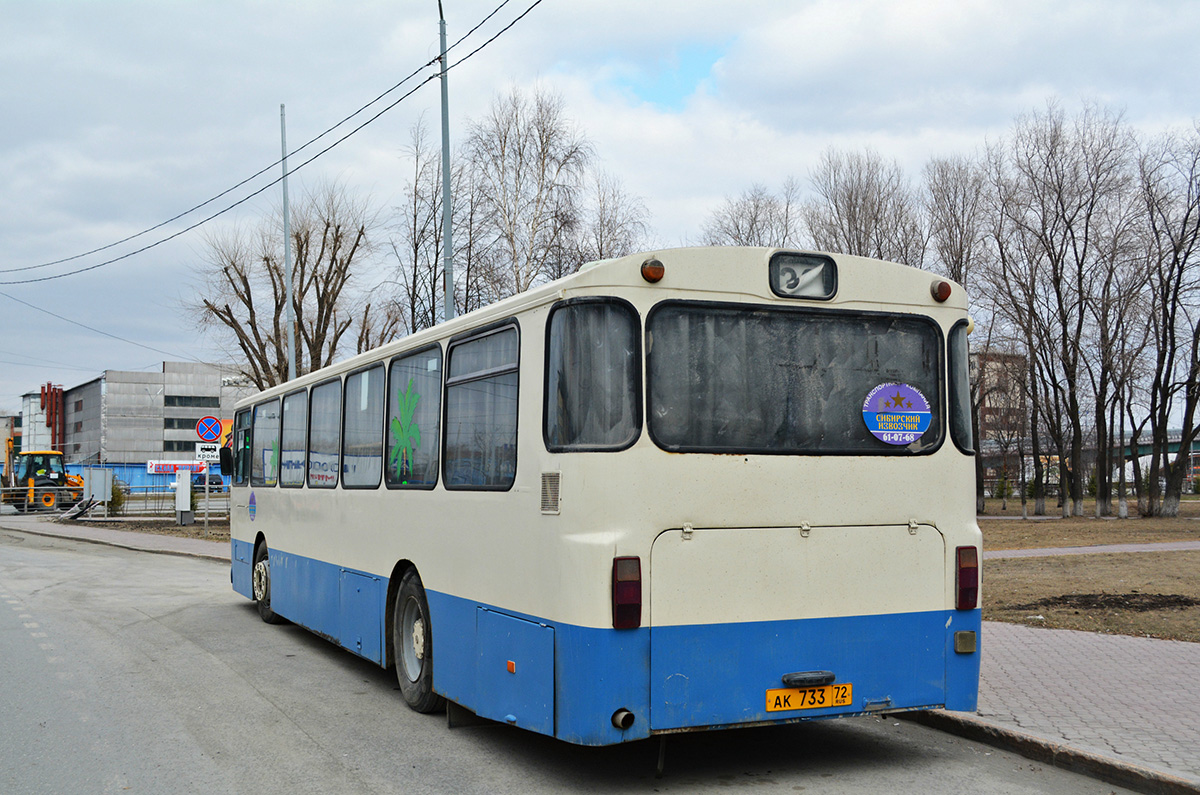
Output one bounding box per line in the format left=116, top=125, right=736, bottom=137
left=226, top=246, right=981, bottom=746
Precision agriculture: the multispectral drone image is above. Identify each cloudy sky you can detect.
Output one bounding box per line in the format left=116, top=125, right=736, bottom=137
left=1, top=0, right=1196, bottom=412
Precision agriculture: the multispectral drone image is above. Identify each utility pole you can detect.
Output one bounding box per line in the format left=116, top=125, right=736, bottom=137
left=280, top=104, right=298, bottom=381
left=438, top=1, right=455, bottom=321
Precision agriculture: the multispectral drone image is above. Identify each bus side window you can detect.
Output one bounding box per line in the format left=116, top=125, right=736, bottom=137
left=343, top=365, right=385, bottom=488
left=544, top=299, right=641, bottom=451
left=232, top=410, right=251, bottom=486
left=308, top=379, right=342, bottom=488
left=280, top=390, right=308, bottom=487
left=444, top=325, right=519, bottom=490
left=948, top=321, right=975, bottom=455
left=387, top=346, right=442, bottom=489
left=251, top=399, right=281, bottom=488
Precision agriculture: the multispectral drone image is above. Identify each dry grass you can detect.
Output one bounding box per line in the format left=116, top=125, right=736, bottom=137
left=981, top=511, right=1200, bottom=643
left=982, top=516, right=1200, bottom=550
left=983, top=551, right=1200, bottom=643
left=79, top=517, right=230, bottom=542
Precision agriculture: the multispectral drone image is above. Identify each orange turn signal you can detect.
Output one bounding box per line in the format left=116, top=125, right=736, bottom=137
left=641, top=257, right=665, bottom=283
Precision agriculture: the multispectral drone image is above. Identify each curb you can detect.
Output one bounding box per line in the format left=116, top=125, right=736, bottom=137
left=0, top=523, right=230, bottom=563
left=905, top=710, right=1200, bottom=795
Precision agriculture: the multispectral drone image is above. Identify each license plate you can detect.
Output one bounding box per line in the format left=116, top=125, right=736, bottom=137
left=765, top=683, right=853, bottom=712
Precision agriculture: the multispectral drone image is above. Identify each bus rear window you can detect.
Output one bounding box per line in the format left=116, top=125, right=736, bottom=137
left=646, top=302, right=943, bottom=454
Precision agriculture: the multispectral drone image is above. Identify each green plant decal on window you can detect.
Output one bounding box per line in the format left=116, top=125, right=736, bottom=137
left=390, top=378, right=421, bottom=484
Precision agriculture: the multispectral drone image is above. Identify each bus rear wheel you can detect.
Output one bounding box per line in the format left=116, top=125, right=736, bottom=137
left=252, top=543, right=285, bottom=624
left=394, top=569, right=444, bottom=713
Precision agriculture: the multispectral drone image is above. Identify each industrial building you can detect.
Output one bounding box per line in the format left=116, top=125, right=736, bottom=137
left=16, top=362, right=255, bottom=488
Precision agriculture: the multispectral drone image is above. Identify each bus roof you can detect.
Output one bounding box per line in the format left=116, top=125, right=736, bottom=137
left=236, top=246, right=966, bottom=407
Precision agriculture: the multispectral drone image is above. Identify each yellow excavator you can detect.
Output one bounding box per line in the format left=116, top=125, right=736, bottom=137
left=2, top=439, right=84, bottom=512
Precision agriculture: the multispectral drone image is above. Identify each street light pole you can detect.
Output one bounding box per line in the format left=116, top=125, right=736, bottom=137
left=438, top=1, right=455, bottom=322
left=281, top=104, right=297, bottom=381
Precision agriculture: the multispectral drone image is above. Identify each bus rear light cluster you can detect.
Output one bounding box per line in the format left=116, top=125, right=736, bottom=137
left=931, top=279, right=952, bottom=302
left=612, top=556, right=642, bottom=629
left=956, top=546, right=979, bottom=610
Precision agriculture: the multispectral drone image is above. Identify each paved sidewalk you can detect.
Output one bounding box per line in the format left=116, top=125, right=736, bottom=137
left=4, top=514, right=1199, bottom=791
left=986, top=540, right=1200, bottom=559
left=0, top=513, right=229, bottom=561
left=976, top=621, right=1200, bottom=786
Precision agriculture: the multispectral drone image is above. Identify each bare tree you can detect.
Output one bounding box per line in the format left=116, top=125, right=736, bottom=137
left=924, top=155, right=989, bottom=285
left=195, top=180, right=380, bottom=390
left=465, top=87, right=593, bottom=298
left=1138, top=123, right=1200, bottom=516
left=574, top=170, right=651, bottom=263
left=701, top=179, right=804, bottom=247
left=390, top=119, right=446, bottom=336
left=804, top=148, right=926, bottom=266
left=924, top=154, right=991, bottom=510
left=987, top=102, right=1134, bottom=516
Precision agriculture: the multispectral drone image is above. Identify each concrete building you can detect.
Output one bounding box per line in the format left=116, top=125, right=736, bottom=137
left=59, top=363, right=255, bottom=485
left=19, top=390, right=54, bottom=451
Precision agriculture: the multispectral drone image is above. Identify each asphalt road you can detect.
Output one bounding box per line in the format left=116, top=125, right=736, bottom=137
left=0, top=530, right=1136, bottom=795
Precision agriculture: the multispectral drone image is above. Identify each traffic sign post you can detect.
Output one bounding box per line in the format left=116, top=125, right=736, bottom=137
left=196, top=417, right=222, bottom=536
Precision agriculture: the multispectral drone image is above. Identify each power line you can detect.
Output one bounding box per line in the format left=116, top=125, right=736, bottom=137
left=0, top=0, right=519, bottom=277
left=0, top=358, right=96, bottom=372
left=1, top=0, right=543, bottom=287
left=0, top=289, right=199, bottom=362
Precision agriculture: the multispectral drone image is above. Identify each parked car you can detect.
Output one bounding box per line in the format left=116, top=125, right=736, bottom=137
left=192, top=473, right=227, bottom=492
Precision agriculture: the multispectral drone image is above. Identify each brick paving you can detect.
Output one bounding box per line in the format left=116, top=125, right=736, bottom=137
left=978, top=621, right=1200, bottom=784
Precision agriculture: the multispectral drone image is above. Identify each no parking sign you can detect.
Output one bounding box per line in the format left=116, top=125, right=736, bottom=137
left=196, top=416, right=222, bottom=443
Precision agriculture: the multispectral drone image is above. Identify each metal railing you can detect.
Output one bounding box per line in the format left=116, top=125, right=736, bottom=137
left=0, top=484, right=230, bottom=518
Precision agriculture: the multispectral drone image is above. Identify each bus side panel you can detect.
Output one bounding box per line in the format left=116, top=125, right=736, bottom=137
left=426, top=590, right=653, bottom=746
left=231, top=538, right=254, bottom=600
left=944, top=608, right=982, bottom=711
left=265, top=549, right=387, bottom=665
left=426, top=589, right=478, bottom=710
left=650, top=611, right=948, bottom=731
left=475, top=608, right=555, bottom=736
left=272, top=550, right=339, bottom=640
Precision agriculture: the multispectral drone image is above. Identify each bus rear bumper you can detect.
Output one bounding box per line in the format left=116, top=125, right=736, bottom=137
left=430, top=590, right=981, bottom=746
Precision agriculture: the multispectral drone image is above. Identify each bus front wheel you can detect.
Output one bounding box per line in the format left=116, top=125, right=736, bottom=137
left=252, top=543, right=285, bottom=625
left=394, top=569, right=444, bottom=713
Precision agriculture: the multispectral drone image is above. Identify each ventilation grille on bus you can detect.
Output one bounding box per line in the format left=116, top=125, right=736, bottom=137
left=541, top=472, right=561, bottom=514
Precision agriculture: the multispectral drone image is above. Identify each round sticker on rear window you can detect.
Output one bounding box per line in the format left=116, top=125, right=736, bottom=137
left=863, top=383, right=932, bottom=446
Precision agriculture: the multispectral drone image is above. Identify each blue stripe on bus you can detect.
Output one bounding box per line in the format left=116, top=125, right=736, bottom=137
left=230, top=542, right=980, bottom=745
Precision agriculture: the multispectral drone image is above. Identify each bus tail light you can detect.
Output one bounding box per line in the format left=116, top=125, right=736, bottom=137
left=956, top=546, right=978, bottom=610
left=612, top=556, right=642, bottom=629
left=931, top=279, right=952, bottom=302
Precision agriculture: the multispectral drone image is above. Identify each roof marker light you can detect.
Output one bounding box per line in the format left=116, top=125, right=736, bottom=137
left=931, top=280, right=952, bottom=302
left=641, top=257, right=664, bottom=283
